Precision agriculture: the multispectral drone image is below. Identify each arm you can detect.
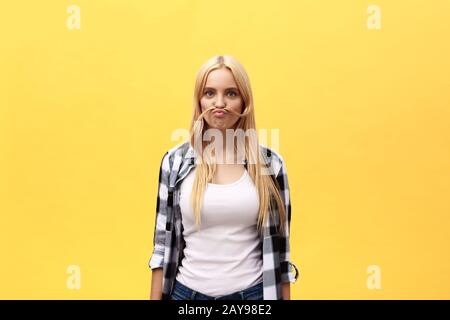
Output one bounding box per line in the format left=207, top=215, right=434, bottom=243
left=149, top=152, right=171, bottom=300
left=150, top=268, right=163, bottom=300
left=276, top=157, right=297, bottom=297
left=282, top=282, right=290, bottom=300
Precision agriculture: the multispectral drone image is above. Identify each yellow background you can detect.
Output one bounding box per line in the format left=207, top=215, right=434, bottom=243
left=1, top=0, right=449, bottom=299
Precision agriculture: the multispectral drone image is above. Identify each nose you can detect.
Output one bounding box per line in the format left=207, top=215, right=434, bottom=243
left=214, top=94, right=226, bottom=108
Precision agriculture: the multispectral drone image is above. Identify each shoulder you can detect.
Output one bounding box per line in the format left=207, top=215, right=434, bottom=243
left=259, top=144, right=285, bottom=177
left=259, top=143, right=285, bottom=163
left=160, top=140, right=191, bottom=165
left=160, top=141, right=286, bottom=176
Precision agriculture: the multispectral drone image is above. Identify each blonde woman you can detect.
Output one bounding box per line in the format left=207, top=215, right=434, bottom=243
left=149, top=55, right=298, bottom=300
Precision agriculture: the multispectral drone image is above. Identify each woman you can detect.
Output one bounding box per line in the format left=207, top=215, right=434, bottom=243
left=149, top=55, right=298, bottom=300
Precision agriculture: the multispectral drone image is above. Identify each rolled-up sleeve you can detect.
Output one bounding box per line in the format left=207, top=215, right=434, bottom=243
left=149, top=151, right=170, bottom=270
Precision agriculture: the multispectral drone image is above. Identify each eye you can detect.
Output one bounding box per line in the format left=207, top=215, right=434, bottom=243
left=228, top=91, right=238, bottom=97
left=204, top=90, right=214, bottom=97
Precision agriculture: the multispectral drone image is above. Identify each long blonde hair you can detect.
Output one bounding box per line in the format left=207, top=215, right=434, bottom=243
left=188, top=55, right=286, bottom=236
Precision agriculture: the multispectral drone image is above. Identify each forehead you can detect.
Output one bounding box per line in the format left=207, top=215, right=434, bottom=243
left=204, top=68, right=237, bottom=88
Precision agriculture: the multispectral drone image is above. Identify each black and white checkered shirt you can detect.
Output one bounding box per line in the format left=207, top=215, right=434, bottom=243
left=149, top=141, right=299, bottom=299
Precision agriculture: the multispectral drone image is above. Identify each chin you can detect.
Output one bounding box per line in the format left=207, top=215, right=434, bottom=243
left=208, top=121, right=227, bottom=129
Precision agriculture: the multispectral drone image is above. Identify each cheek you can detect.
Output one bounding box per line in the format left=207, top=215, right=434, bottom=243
left=199, top=100, right=213, bottom=120
left=200, top=98, right=210, bottom=111
left=230, top=98, right=244, bottom=112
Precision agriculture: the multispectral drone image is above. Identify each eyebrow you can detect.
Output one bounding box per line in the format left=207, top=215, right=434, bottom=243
left=203, top=87, right=239, bottom=91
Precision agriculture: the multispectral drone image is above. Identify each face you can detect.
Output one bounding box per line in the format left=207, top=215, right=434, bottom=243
left=200, top=67, right=244, bottom=132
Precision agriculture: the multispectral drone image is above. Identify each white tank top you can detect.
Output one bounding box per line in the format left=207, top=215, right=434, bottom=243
left=175, top=166, right=263, bottom=297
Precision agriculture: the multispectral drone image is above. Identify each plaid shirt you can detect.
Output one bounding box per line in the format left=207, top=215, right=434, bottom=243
left=149, top=141, right=299, bottom=300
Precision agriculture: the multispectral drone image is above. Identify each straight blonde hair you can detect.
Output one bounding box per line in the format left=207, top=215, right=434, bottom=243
left=188, top=55, right=286, bottom=236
